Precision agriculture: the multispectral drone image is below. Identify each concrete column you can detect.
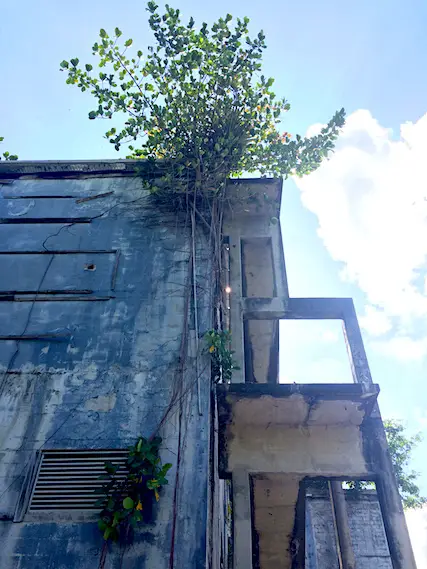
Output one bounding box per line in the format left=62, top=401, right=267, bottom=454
left=365, top=416, right=417, bottom=569
left=228, top=231, right=245, bottom=383
left=270, top=221, right=289, bottom=299
left=329, top=481, right=356, bottom=569
left=233, top=470, right=253, bottom=569
left=342, top=300, right=373, bottom=387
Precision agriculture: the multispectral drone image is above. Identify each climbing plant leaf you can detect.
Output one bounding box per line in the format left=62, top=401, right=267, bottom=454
left=95, top=436, right=170, bottom=542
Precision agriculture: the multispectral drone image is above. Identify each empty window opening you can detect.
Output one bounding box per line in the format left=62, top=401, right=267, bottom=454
left=279, top=320, right=354, bottom=384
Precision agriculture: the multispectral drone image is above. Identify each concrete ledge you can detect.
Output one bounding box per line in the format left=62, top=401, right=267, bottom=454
left=220, top=382, right=379, bottom=400
left=217, top=383, right=377, bottom=478
left=217, top=382, right=379, bottom=428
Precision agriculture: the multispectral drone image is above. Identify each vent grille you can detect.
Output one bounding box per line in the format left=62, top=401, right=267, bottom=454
left=29, top=450, right=128, bottom=511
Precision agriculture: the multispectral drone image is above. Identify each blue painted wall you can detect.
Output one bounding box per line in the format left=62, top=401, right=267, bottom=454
left=0, top=173, right=212, bottom=568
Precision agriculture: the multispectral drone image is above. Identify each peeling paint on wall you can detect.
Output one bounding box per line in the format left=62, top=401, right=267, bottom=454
left=0, top=171, right=213, bottom=569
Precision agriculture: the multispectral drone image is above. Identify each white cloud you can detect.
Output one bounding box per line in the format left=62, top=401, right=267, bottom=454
left=406, top=505, right=427, bottom=568
left=374, top=335, right=427, bottom=362
left=295, top=110, right=427, bottom=360
left=414, top=408, right=427, bottom=430
left=359, top=305, right=392, bottom=336
left=320, top=329, right=340, bottom=343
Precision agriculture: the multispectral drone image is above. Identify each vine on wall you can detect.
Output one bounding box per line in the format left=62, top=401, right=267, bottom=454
left=205, top=330, right=239, bottom=383
left=60, top=0, right=345, bottom=562
left=96, top=437, right=171, bottom=542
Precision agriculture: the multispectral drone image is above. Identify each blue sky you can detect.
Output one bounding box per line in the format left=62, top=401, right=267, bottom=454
left=2, top=0, right=427, bottom=560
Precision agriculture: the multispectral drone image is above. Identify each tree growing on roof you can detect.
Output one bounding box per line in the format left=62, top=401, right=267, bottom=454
left=60, top=1, right=345, bottom=199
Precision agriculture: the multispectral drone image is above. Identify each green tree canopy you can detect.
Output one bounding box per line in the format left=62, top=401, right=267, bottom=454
left=61, top=2, right=345, bottom=194
left=384, top=419, right=426, bottom=509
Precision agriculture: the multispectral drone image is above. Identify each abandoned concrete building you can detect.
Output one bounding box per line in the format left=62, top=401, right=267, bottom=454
left=0, top=160, right=417, bottom=569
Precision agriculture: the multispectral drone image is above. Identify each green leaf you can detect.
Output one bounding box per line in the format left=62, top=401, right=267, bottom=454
left=104, top=461, right=120, bottom=475
left=123, top=496, right=134, bottom=509
left=70, top=58, right=79, bottom=67
left=60, top=60, right=69, bottom=69
left=103, top=526, right=112, bottom=540
left=125, top=39, right=133, bottom=47
left=100, top=29, right=107, bottom=38
left=161, top=463, right=173, bottom=475
left=88, top=111, right=97, bottom=120
left=115, top=27, right=122, bottom=37
left=112, top=511, right=121, bottom=527
left=85, top=64, right=93, bottom=72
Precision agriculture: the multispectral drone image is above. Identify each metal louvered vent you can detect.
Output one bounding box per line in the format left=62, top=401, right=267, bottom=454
left=29, top=450, right=128, bottom=511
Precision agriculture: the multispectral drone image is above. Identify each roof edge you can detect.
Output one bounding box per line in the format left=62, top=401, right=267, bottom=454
left=0, top=159, right=150, bottom=177
left=0, top=160, right=283, bottom=216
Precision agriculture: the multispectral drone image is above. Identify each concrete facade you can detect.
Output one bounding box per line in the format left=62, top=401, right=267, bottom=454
left=219, top=173, right=416, bottom=569
left=0, top=160, right=417, bottom=569
left=0, top=162, right=213, bottom=569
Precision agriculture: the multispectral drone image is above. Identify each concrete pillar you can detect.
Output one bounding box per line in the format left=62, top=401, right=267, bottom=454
left=365, top=416, right=417, bottom=569
left=233, top=470, right=253, bottom=569
left=227, top=231, right=245, bottom=383
left=342, top=300, right=373, bottom=387
left=270, top=222, right=289, bottom=299
left=329, top=481, right=356, bottom=569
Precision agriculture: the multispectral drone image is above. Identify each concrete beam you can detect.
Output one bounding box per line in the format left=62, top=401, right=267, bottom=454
left=242, top=297, right=288, bottom=320
left=242, top=296, right=352, bottom=320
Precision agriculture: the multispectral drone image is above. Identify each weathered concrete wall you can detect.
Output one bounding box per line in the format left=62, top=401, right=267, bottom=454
left=227, top=423, right=367, bottom=475
left=252, top=474, right=302, bottom=569
left=0, top=172, right=213, bottom=568
left=306, top=492, right=392, bottom=569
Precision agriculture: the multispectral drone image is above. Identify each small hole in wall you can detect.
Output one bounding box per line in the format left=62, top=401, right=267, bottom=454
left=84, top=263, right=96, bottom=271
